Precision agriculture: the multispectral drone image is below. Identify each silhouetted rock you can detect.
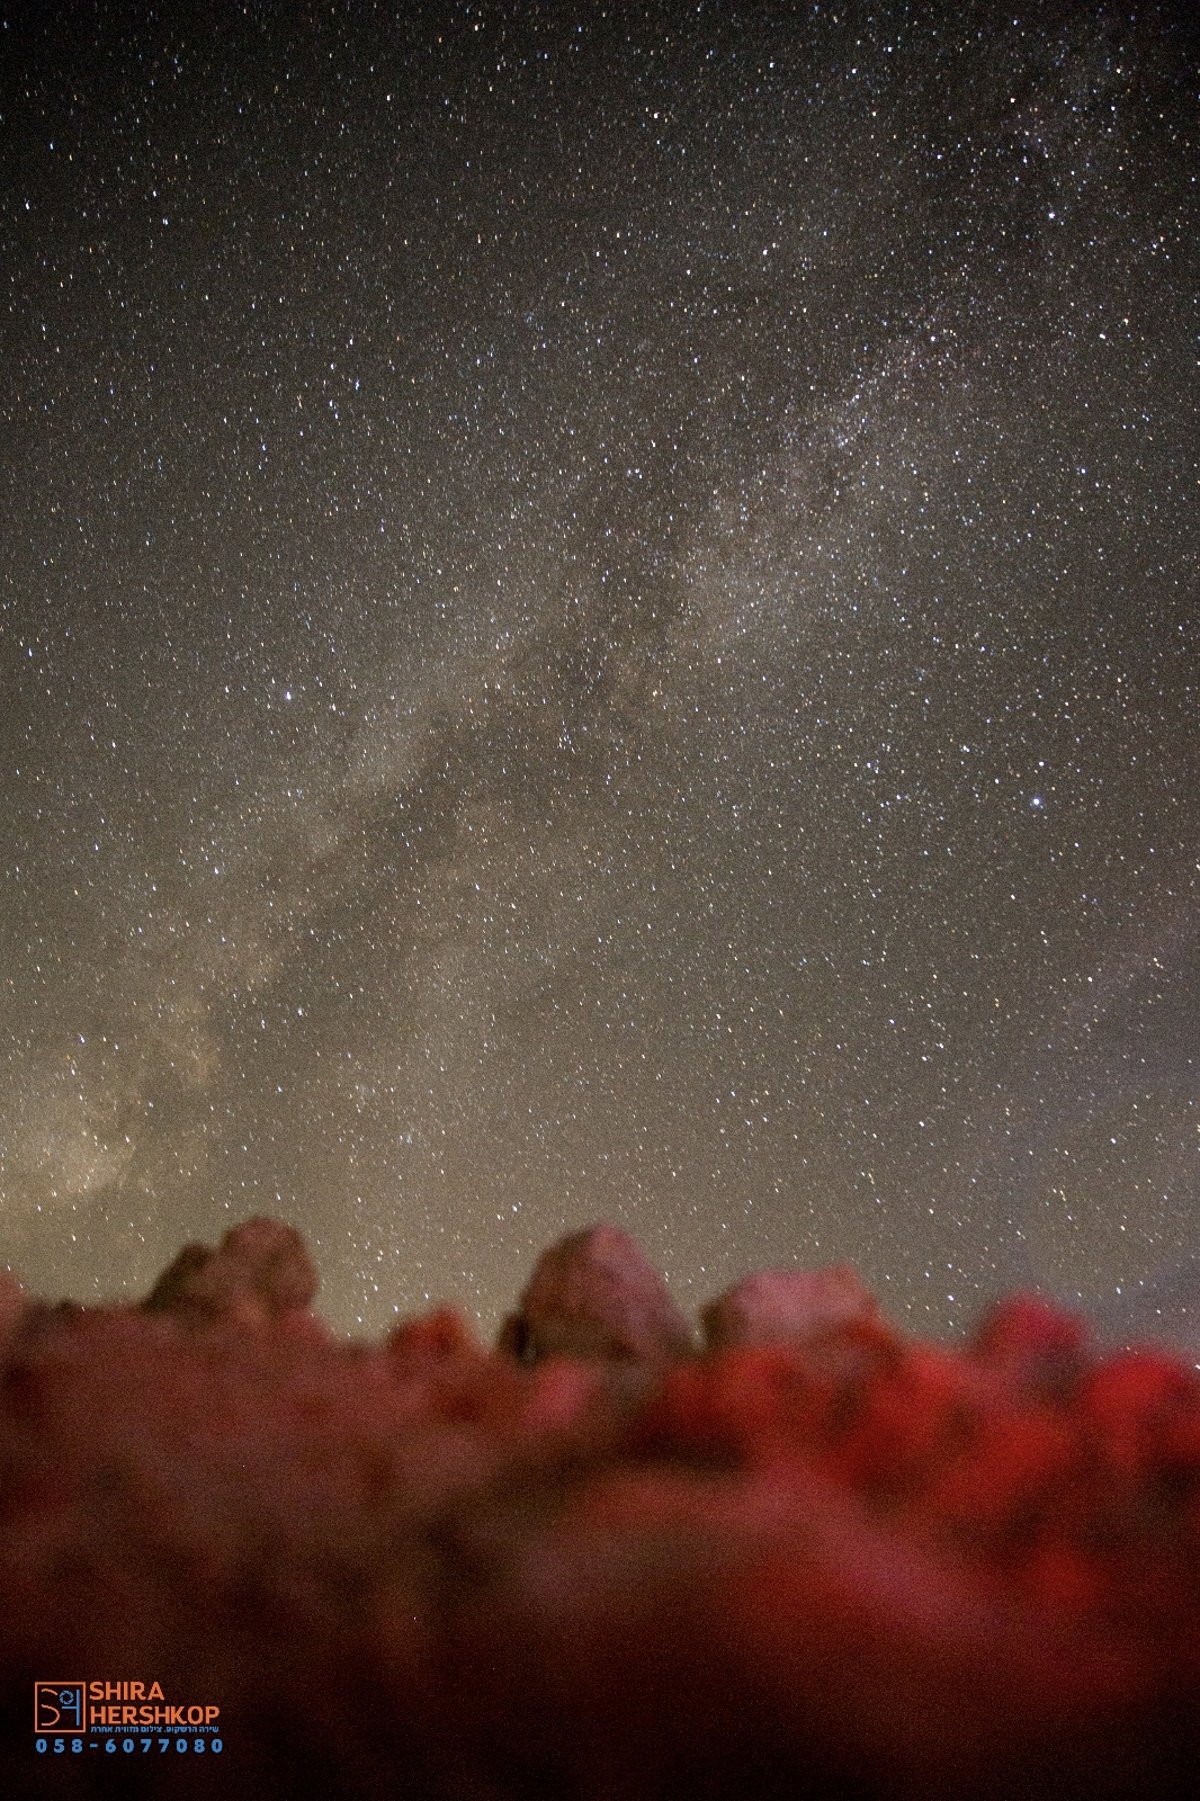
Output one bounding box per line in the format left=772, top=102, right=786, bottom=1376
left=499, top=1224, right=693, bottom=1364
left=702, top=1264, right=879, bottom=1351
left=141, top=1216, right=318, bottom=1325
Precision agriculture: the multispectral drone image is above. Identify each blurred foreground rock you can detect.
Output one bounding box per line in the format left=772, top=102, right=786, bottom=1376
left=1, top=1218, right=1198, bottom=1800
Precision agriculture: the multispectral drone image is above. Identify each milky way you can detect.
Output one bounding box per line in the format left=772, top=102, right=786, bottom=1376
left=1, top=1, right=1196, bottom=1340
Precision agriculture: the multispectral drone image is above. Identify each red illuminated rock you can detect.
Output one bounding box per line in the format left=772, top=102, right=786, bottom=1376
left=969, top=1293, right=1094, bottom=1398
left=702, top=1264, right=880, bottom=1351
left=496, top=1223, right=693, bottom=1365
left=1, top=1218, right=1198, bottom=1799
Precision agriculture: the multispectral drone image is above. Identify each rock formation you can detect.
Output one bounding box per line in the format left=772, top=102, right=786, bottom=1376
left=702, top=1263, right=879, bottom=1350
left=141, top=1216, right=319, bottom=1325
left=496, top=1222, right=694, bottom=1365
left=0, top=1218, right=1196, bottom=1799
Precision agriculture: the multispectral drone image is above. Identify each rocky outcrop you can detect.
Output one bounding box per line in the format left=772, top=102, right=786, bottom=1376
left=1, top=1218, right=1197, bottom=1799
left=496, top=1223, right=693, bottom=1365
left=141, top=1216, right=318, bottom=1325
left=702, top=1264, right=879, bottom=1351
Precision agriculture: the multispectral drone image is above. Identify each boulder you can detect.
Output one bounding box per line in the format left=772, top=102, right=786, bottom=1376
left=969, top=1294, right=1093, bottom=1399
left=499, top=1224, right=693, bottom=1365
left=702, top=1265, right=878, bottom=1351
left=142, top=1216, right=318, bottom=1325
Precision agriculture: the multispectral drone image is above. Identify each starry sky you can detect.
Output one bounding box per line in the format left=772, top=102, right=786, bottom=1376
left=1, top=0, right=1196, bottom=1343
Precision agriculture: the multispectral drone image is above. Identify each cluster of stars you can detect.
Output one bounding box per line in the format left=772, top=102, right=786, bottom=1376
left=0, top=3, right=1195, bottom=1345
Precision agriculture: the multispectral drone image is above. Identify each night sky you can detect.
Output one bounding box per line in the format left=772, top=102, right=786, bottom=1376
left=2, top=1, right=1196, bottom=1344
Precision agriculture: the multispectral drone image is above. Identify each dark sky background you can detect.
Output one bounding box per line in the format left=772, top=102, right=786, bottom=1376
left=1, top=0, right=1196, bottom=1345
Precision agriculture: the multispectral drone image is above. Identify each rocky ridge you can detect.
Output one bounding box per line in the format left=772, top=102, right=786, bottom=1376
left=1, top=1218, right=1197, bottom=1798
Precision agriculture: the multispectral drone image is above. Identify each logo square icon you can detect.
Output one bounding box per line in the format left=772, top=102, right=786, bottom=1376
left=34, top=1683, right=85, bottom=1733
